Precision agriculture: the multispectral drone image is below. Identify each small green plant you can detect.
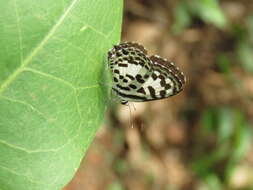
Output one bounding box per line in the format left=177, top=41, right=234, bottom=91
left=173, top=0, right=227, bottom=33
left=192, top=107, right=251, bottom=189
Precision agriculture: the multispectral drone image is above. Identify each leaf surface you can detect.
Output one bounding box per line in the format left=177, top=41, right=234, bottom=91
left=0, top=0, right=123, bottom=189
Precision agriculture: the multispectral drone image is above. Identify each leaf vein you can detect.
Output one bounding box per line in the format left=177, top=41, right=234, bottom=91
left=0, top=95, right=49, bottom=121
left=13, top=0, right=23, bottom=63
left=0, top=121, right=82, bottom=154
left=0, top=165, right=44, bottom=185
left=0, top=0, right=79, bottom=94
left=24, top=68, right=75, bottom=89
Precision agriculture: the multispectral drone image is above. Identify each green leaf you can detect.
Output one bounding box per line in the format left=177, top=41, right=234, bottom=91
left=216, top=54, right=232, bottom=75
left=236, top=41, right=253, bottom=73
left=190, top=0, right=227, bottom=28
left=172, top=2, right=192, bottom=34
left=247, top=15, right=253, bottom=43
left=217, top=108, right=234, bottom=143
left=107, top=181, right=125, bottom=190
left=0, top=0, right=123, bottom=190
left=203, top=174, right=223, bottom=190
left=172, top=0, right=227, bottom=34
left=232, top=111, right=251, bottom=161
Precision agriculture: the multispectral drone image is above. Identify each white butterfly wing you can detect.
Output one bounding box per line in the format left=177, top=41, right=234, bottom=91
left=108, top=43, right=186, bottom=103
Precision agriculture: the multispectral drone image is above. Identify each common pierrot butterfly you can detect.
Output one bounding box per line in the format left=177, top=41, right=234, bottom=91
left=108, top=42, right=186, bottom=104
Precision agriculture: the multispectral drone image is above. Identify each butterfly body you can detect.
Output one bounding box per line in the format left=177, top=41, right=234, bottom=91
left=108, top=42, right=186, bottom=104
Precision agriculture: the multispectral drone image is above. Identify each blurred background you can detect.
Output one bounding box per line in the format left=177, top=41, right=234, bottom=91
left=64, top=0, right=253, bottom=189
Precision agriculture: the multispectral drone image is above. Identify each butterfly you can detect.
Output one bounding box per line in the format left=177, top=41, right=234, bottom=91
left=108, top=42, right=186, bottom=104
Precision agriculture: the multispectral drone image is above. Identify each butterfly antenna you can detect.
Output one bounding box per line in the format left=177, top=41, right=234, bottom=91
left=132, top=102, right=137, bottom=111
left=127, top=102, right=134, bottom=128
left=140, top=122, right=145, bottom=132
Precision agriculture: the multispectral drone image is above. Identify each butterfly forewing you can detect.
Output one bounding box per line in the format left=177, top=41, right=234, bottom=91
left=108, top=43, right=152, bottom=101
left=108, top=42, right=186, bottom=104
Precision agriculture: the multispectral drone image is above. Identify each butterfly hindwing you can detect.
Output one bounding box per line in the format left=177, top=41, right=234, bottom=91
left=149, top=55, right=186, bottom=96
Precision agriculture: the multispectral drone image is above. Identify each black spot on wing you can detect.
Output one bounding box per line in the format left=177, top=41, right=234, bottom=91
left=137, top=87, right=146, bottom=95
left=116, top=84, right=130, bottom=91
left=136, top=74, right=145, bottom=83
left=137, top=52, right=143, bottom=57
left=173, top=87, right=177, bottom=94
left=129, top=56, right=134, bottom=61
left=123, top=57, right=128, bottom=61
left=135, top=56, right=145, bottom=63
left=114, top=69, right=120, bottom=74
left=116, top=52, right=122, bottom=57
left=113, top=45, right=120, bottom=51
left=108, top=51, right=113, bottom=59
left=138, top=61, right=145, bottom=67
left=165, top=83, right=172, bottom=90
left=118, top=63, right=128, bottom=67
left=160, top=79, right=166, bottom=87
left=126, top=74, right=135, bottom=80
left=122, top=49, right=129, bottom=55
left=160, top=90, right=166, bottom=98
left=151, top=73, right=157, bottom=80
left=129, top=84, right=137, bottom=89
left=167, top=76, right=179, bottom=92
left=113, top=77, right=118, bottom=83
left=128, top=60, right=138, bottom=65
left=158, top=75, right=165, bottom=80
left=148, top=86, right=156, bottom=98
left=144, top=74, right=149, bottom=79
left=144, top=65, right=150, bottom=70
